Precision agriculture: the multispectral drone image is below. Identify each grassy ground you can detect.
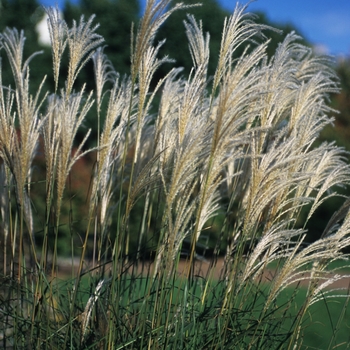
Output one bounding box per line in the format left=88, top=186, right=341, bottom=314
left=51, top=258, right=350, bottom=349
left=278, top=287, right=350, bottom=349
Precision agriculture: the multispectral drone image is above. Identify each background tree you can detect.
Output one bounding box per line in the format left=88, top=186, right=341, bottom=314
left=0, top=0, right=51, bottom=91
left=155, top=1, right=310, bottom=80
left=1, top=0, right=349, bottom=253
left=61, top=0, right=140, bottom=146
left=156, top=0, right=229, bottom=78
left=63, top=0, right=140, bottom=87
left=325, top=58, right=350, bottom=149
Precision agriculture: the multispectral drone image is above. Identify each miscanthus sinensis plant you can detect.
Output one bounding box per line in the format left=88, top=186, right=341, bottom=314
left=1, top=1, right=350, bottom=348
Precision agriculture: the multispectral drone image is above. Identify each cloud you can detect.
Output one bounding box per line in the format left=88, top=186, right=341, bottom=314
left=312, top=44, right=330, bottom=55
left=297, top=9, right=350, bottom=55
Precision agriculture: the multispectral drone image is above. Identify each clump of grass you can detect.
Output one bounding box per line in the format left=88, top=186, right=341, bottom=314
left=1, top=1, right=350, bottom=349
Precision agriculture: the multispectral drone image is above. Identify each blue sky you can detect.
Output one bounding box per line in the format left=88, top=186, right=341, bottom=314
left=227, top=0, right=350, bottom=57
left=39, top=0, right=350, bottom=57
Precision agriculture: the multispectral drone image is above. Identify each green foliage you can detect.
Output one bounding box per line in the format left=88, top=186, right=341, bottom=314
left=63, top=0, right=140, bottom=87
left=156, top=0, right=230, bottom=78
left=0, top=0, right=52, bottom=91
left=155, top=2, right=310, bottom=79
left=61, top=0, right=140, bottom=147
left=328, top=58, right=350, bottom=148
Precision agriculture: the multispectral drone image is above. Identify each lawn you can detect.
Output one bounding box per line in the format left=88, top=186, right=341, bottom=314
left=47, top=259, right=350, bottom=349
